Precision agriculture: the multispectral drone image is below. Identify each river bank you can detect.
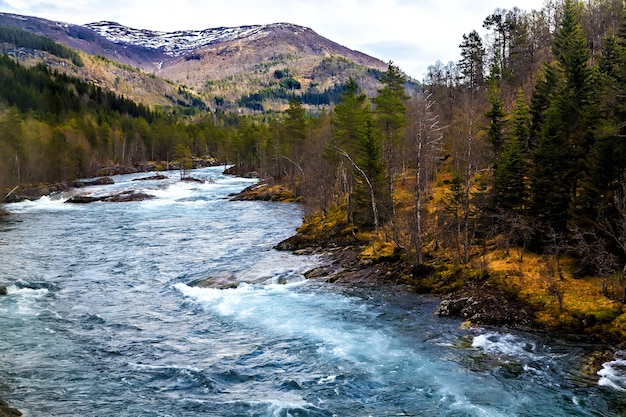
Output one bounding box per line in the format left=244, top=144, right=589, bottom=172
left=230, top=180, right=626, bottom=346
left=0, top=399, right=21, bottom=417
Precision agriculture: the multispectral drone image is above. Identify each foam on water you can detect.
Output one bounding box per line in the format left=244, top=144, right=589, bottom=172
left=598, top=353, right=626, bottom=391
left=175, top=282, right=507, bottom=416
left=472, top=332, right=539, bottom=359
left=5, top=195, right=75, bottom=213
left=0, top=285, right=49, bottom=316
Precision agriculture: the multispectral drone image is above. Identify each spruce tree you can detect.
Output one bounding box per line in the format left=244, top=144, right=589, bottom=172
left=528, top=0, right=596, bottom=236
left=579, top=7, right=626, bottom=227
left=485, top=83, right=507, bottom=156
left=372, top=62, right=408, bottom=215
left=329, top=78, right=384, bottom=229
left=492, top=89, right=529, bottom=213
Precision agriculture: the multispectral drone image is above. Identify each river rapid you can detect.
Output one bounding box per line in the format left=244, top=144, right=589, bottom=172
left=0, top=166, right=625, bottom=416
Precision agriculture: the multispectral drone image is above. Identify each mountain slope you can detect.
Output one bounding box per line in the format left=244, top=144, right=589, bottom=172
left=0, top=13, right=398, bottom=111
left=83, top=20, right=391, bottom=110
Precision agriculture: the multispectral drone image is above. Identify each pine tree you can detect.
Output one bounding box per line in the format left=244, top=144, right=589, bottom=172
left=459, top=30, right=486, bottom=89
left=0, top=107, right=26, bottom=188
left=578, top=6, right=626, bottom=227
left=329, top=78, right=382, bottom=229
left=373, top=62, right=408, bottom=215
left=329, top=78, right=368, bottom=156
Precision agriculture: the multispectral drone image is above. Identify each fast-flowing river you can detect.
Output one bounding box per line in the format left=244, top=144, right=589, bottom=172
left=0, top=166, right=625, bottom=416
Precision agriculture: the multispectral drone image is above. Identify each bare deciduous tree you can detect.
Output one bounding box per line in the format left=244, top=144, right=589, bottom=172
left=407, top=91, right=445, bottom=264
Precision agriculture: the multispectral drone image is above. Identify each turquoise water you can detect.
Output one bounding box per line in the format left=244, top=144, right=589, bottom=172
left=0, top=166, right=624, bottom=416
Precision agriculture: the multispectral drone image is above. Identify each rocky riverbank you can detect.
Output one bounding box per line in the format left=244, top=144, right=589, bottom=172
left=0, top=399, right=21, bottom=417
left=229, top=181, right=537, bottom=329
left=274, top=232, right=538, bottom=329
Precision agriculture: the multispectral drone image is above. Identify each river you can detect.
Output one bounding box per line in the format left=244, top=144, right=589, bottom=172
left=0, top=166, right=624, bottom=416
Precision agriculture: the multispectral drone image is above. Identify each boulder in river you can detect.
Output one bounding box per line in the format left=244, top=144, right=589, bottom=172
left=192, top=275, right=240, bottom=289
left=76, top=177, right=115, bottom=187
left=180, top=177, right=205, bottom=184
left=64, top=191, right=155, bottom=204
left=65, top=195, right=102, bottom=204
left=132, top=175, right=168, bottom=182
left=0, top=398, right=21, bottom=416
left=103, top=192, right=155, bottom=203
left=0, top=286, right=7, bottom=296
left=436, top=290, right=535, bottom=327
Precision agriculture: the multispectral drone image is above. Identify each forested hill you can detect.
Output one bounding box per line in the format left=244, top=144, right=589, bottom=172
left=0, top=50, right=233, bottom=191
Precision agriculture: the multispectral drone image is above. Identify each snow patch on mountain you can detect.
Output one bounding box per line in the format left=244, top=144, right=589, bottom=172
left=85, top=22, right=309, bottom=57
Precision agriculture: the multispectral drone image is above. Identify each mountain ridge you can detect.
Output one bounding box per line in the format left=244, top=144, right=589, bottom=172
left=85, top=21, right=310, bottom=58
left=0, top=12, right=401, bottom=111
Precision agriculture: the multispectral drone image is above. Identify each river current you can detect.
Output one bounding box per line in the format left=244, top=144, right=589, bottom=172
left=0, top=166, right=625, bottom=416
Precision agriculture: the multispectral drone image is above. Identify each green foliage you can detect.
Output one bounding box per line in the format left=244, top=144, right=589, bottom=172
left=0, top=54, right=255, bottom=193
left=458, top=30, right=485, bottom=88
left=373, top=62, right=408, bottom=147
left=173, top=143, right=193, bottom=179
left=327, top=78, right=387, bottom=229
left=238, top=83, right=347, bottom=111
left=524, top=0, right=599, bottom=237
left=484, top=84, right=507, bottom=155
left=279, top=77, right=301, bottom=90
left=273, top=69, right=289, bottom=79
left=0, top=26, right=84, bottom=67
left=329, top=78, right=369, bottom=154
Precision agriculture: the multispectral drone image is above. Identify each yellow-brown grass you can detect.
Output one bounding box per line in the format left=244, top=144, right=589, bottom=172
left=487, top=250, right=625, bottom=339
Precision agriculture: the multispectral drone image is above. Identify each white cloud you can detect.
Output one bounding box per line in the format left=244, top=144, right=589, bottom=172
left=0, top=0, right=547, bottom=79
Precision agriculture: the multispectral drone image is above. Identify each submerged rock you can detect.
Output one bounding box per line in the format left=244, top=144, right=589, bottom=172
left=76, top=177, right=115, bottom=187
left=104, top=192, right=154, bottom=203
left=181, top=177, right=205, bottom=183
left=192, top=275, right=240, bottom=289
left=64, top=191, right=155, bottom=204
left=132, top=175, right=168, bottom=181
left=65, top=195, right=102, bottom=204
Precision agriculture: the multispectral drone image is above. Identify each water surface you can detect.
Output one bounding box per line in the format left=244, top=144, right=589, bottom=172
left=0, top=166, right=624, bottom=416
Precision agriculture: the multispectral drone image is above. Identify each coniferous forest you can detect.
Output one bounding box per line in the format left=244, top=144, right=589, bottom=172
left=3, top=0, right=626, bottom=337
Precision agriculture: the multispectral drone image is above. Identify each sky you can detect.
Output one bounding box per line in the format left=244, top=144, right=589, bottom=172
left=0, top=0, right=547, bottom=80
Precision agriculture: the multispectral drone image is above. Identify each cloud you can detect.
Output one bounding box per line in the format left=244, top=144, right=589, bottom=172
left=0, top=0, right=20, bottom=13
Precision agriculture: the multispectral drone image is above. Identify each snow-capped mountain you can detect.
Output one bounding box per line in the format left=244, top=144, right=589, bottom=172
left=0, top=12, right=392, bottom=111
left=85, top=21, right=310, bottom=57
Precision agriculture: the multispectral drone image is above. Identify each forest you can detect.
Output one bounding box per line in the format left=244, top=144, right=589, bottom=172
left=2, top=0, right=626, bottom=335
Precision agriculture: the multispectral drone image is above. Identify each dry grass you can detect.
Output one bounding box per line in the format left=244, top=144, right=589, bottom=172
left=487, top=250, right=625, bottom=337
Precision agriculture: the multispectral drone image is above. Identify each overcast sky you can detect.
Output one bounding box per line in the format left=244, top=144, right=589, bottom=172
left=0, top=0, right=547, bottom=79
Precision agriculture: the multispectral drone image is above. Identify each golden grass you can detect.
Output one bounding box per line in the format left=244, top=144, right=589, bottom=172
left=301, top=170, right=626, bottom=340
left=487, top=250, right=625, bottom=337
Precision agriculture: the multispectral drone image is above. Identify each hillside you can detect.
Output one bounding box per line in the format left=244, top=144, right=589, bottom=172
left=0, top=13, right=397, bottom=112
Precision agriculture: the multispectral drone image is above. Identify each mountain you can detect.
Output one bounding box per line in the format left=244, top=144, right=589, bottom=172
left=0, top=12, right=396, bottom=112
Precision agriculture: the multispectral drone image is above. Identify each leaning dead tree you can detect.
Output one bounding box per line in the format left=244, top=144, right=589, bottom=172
left=332, top=145, right=380, bottom=233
